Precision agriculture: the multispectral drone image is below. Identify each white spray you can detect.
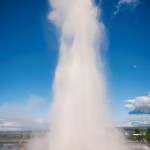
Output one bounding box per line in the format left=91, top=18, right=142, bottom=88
left=29, top=0, right=127, bottom=150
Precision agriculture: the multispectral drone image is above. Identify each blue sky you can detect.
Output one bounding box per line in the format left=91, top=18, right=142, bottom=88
left=0, top=0, right=150, bottom=127
left=103, top=0, right=150, bottom=122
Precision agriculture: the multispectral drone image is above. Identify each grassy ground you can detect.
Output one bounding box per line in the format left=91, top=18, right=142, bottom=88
left=0, top=139, right=29, bottom=143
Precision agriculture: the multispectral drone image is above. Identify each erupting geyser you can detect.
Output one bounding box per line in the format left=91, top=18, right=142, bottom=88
left=47, top=0, right=127, bottom=150
left=29, top=0, right=127, bottom=150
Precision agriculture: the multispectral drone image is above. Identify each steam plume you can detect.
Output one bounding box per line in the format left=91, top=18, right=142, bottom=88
left=46, top=0, right=127, bottom=150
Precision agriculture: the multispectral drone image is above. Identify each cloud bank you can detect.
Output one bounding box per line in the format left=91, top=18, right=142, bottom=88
left=125, top=93, right=150, bottom=115
left=0, top=95, right=43, bottom=118
left=118, top=116, right=150, bottom=127
left=114, top=0, right=140, bottom=15
left=0, top=118, right=48, bottom=131
left=0, top=95, right=48, bottom=131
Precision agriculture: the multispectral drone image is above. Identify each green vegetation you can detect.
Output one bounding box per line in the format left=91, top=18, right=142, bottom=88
left=145, top=128, right=150, bottom=142
left=0, top=131, right=32, bottom=140
left=134, top=129, right=141, bottom=134
left=0, top=131, right=47, bottom=141
left=123, top=127, right=150, bottom=143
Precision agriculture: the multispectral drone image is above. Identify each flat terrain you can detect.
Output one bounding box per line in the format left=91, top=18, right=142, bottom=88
left=0, top=130, right=150, bottom=150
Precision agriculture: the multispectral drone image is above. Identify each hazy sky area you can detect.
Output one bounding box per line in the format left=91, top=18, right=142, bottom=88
left=0, top=0, right=150, bottom=130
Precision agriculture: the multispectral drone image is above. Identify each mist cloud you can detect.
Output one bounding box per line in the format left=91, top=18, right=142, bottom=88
left=125, top=93, right=150, bottom=115
left=114, top=0, right=140, bottom=15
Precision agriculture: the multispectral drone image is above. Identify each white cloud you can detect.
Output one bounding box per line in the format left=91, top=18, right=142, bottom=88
left=125, top=93, right=150, bottom=115
left=0, top=95, right=44, bottom=118
left=114, top=0, right=140, bottom=15
left=0, top=118, right=48, bottom=131
left=0, top=94, right=49, bottom=131
left=118, top=116, right=150, bottom=127
left=24, top=95, right=44, bottom=114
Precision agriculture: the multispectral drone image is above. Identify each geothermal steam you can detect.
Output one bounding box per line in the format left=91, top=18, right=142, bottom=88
left=45, top=0, right=127, bottom=150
